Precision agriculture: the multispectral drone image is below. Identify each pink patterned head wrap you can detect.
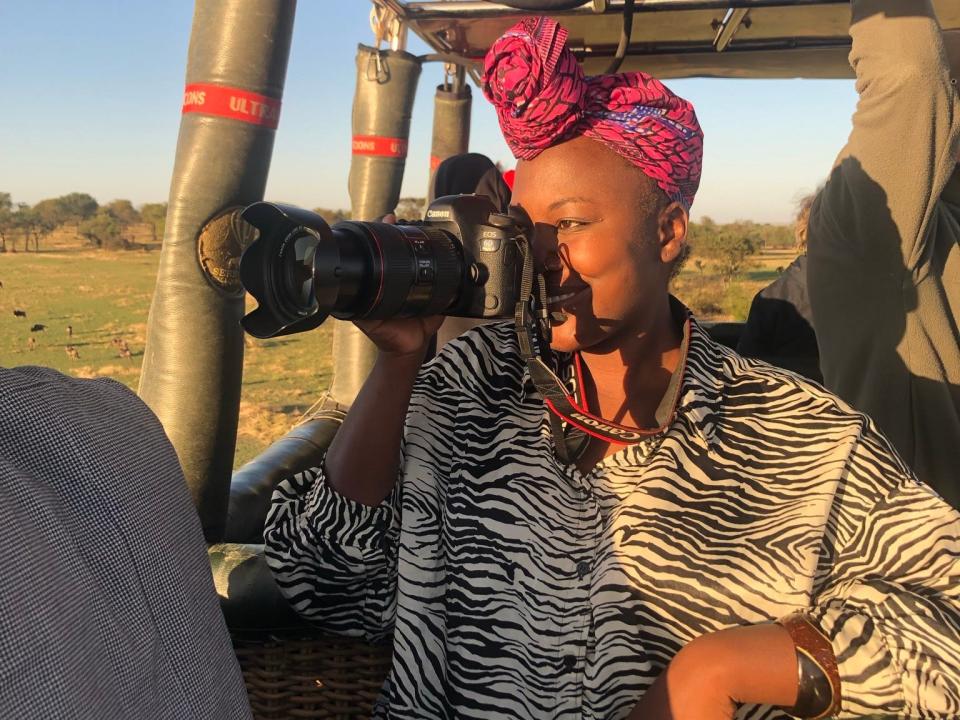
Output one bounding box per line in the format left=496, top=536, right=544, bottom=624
left=482, top=17, right=703, bottom=209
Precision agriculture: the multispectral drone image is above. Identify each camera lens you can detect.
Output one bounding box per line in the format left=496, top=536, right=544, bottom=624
left=326, top=222, right=463, bottom=320
left=282, top=230, right=319, bottom=312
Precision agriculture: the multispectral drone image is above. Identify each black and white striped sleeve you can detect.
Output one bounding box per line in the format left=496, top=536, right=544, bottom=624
left=263, top=464, right=401, bottom=643
left=810, top=436, right=960, bottom=718
left=263, top=350, right=462, bottom=644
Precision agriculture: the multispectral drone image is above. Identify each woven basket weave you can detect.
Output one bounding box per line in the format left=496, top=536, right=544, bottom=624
left=233, top=633, right=392, bottom=719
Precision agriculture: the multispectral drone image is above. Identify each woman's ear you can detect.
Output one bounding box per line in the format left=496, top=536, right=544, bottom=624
left=658, top=202, right=688, bottom=265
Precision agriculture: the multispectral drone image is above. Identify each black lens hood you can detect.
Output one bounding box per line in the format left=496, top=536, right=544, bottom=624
left=239, top=202, right=338, bottom=339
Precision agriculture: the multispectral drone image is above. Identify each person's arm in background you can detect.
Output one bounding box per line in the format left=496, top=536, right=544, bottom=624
left=805, top=0, right=960, bottom=477
left=808, top=0, right=960, bottom=274
left=943, top=29, right=960, bottom=204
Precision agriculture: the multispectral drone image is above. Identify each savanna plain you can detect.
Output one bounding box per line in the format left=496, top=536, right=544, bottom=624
left=0, top=240, right=793, bottom=468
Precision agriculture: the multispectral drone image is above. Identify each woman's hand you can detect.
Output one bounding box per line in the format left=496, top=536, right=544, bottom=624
left=355, top=315, right=444, bottom=358
left=627, top=624, right=799, bottom=720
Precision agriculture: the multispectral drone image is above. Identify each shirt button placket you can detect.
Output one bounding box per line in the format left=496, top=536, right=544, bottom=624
left=557, top=492, right=599, bottom=717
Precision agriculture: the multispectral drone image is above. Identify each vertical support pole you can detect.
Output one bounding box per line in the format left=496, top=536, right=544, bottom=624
left=428, top=66, right=471, bottom=201
left=328, top=45, right=421, bottom=406
left=138, top=0, right=296, bottom=542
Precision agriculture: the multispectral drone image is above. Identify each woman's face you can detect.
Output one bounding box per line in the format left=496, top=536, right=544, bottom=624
left=511, top=136, right=687, bottom=354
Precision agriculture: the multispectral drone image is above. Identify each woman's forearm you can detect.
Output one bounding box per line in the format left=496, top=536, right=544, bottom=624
left=629, top=623, right=799, bottom=720
left=325, top=349, right=425, bottom=507
left=851, top=0, right=948, bottom=81
left=688, top=624, right=798, bottom=708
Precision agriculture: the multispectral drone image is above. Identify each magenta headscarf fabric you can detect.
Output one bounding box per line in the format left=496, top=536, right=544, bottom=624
left=482, top=17, right=703, bottom=209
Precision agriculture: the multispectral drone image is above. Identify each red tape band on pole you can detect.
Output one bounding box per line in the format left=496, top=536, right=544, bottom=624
left=352, top=135, right=408, bottom=159
left=182, top=83, right=282, bottom=130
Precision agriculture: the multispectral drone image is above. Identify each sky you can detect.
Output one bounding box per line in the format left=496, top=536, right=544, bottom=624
left=0, top=1, right=859, bottom=224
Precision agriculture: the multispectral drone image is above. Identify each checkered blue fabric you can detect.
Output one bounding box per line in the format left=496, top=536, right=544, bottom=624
left=0, top=366, right=251, bottom=720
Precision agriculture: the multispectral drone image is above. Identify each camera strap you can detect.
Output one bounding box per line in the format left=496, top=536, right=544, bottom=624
left=514, top=241, right=669, bottom=464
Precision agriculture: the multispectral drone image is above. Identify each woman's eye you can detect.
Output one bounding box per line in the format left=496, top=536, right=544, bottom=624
left=556, top=219, right=584, bottom=232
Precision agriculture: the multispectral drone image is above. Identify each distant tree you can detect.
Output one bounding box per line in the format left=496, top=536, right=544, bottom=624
left=78, top=208, right=123, bottom=249
left=695, top=229, right=757, bottom=280
left=26, top=193, right=100, bottom=250
left=313, top=207, right=349, bottom=224
left=395, top=197, right=426, bottom=221
left=140, top=202, right=167, bottom=242
left=30, top=199, right=63, bottom=250
left=0, top=193, right=11, bottom=252
left=105, top=199, right=141, bottom=225
left=32, top=193, right=99, bottom=226
left=53, top=192, right=99, bottom=222
left=14, top=203, right=51, bottom=252
left=687, top=217, right=761, bottom=281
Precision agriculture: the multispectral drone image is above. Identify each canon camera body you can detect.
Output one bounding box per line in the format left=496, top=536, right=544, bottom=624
left=239, top=194, right=529, bottom=339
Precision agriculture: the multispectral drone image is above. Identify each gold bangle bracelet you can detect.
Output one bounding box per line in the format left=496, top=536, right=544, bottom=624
left=776, top=612, right=842, bottom=719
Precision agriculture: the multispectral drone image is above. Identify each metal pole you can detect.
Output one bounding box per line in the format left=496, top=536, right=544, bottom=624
left=329, top=45, right=422, bottom=406
left=139, top=0, right=296, bottom=542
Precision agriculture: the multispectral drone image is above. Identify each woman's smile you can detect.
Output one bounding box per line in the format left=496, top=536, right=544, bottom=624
left=546, top=285, right=589, bottom=308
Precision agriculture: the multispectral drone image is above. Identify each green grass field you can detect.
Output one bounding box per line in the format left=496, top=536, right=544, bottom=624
left=0, top=248, right=333, bottom=468
left=0, top=245, right=796, bottom=468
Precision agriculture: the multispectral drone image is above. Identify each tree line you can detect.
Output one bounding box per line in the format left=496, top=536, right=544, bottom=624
left=313, top=197, right=426, bottom=225
left=314, top=202, right=798, bottom=282
left=688, top=216, right=796, bottom=280
left=0, top=192, right=167, bottom=252
left=2, top=192, right=796, bottom=278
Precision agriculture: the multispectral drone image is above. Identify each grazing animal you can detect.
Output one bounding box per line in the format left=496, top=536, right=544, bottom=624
left=65, top=345, right=80, bottom=360
left=30, top=324, right=47, bottom=332
left=13, top=309, right=26, bottom=318
left=111, top=337, right=123, bottom=347
left=119, top=347, right=133, bottom=361
left=27, top=337, right=35, bottom=351
left=66, top=325, right=73, bottom=339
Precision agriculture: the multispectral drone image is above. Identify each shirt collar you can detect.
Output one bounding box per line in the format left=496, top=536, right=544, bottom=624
left=678, top=310, right=724, bottom=449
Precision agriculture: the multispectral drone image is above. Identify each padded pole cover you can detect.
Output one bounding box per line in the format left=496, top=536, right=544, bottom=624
left=209, top=543, right=305, bottom=629
left=226, top=412, right=344, bottom=543
left=329, top=46, right=422, bottom=407
left=139, top=0, right=295, bottom=542
left=427, top=84, right=472, bottom=201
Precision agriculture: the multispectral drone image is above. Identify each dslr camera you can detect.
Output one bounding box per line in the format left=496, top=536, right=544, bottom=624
left=239, top=194, right=529, bottom=339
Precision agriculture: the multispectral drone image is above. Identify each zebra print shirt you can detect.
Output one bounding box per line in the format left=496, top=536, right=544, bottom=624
left=265, top=319, right=960, bottom=719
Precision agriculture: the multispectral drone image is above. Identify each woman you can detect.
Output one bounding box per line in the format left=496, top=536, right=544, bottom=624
left=265, top=12, right=960, bottom=719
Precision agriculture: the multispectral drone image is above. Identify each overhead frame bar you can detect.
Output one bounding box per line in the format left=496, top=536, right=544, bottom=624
left=382, top=0, right=848, bottom=21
